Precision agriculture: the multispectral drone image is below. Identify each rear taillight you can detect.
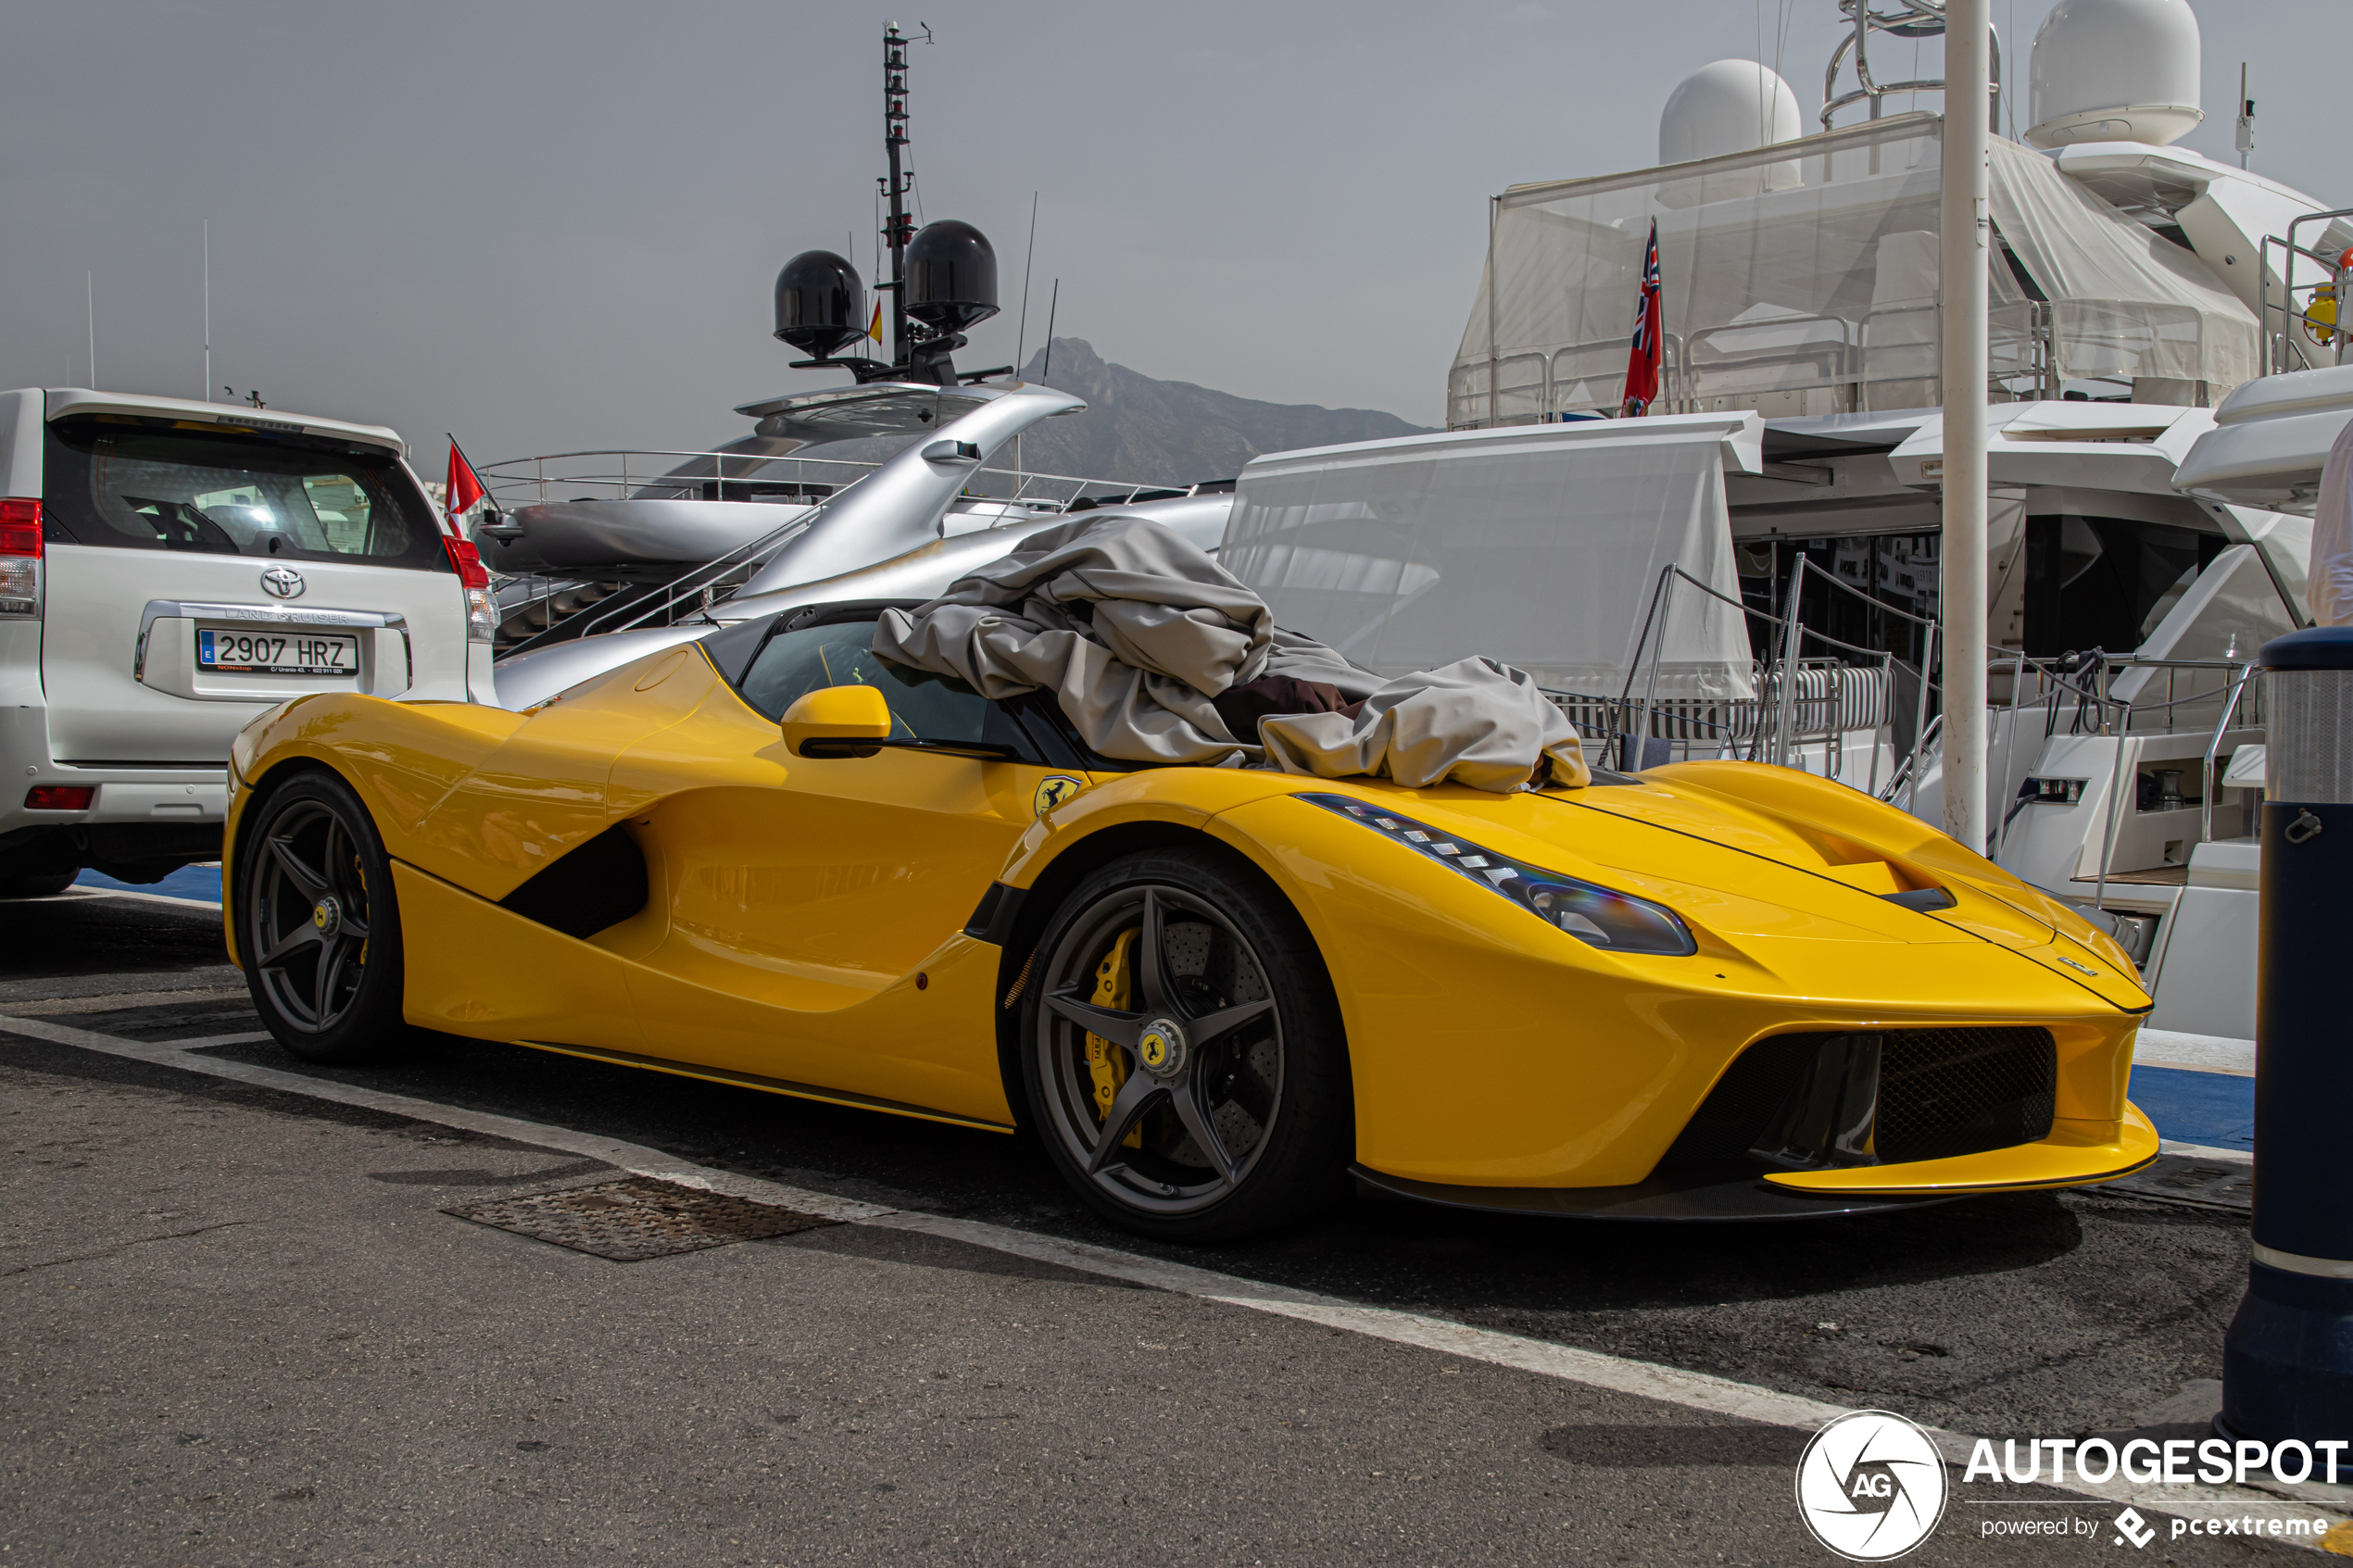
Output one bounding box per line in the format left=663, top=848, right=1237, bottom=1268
left=445, top=535, right=490, bottom=588
left=25, top=785, right=94, bottom=810
left=446, top=537, right=496, bottom=642
left=0, top=499, right=41, bottom=620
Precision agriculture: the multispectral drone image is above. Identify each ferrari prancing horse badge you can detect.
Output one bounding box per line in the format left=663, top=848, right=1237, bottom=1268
left=1033, top=775, right=1084, bottom=817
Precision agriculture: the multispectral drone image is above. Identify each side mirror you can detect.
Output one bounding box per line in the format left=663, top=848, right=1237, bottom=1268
left=780, top=684, right=893, bottom=758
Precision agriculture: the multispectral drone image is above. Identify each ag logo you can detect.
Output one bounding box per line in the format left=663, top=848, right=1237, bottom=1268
left=260, top=566, right=305, bottom=599
left=1033, top=775, right=1083, bottom=818
left=1794, top=1410, right=1947, bottom=1561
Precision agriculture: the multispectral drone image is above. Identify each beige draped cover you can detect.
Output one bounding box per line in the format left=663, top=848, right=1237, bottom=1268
left=871, top=514, right=1589, bottom=793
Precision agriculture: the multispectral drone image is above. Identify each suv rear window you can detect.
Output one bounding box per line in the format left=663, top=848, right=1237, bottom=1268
left=42, top=415, right=447, bottom=571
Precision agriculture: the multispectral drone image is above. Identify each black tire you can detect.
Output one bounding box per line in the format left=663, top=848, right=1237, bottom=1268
left=235, top=769, right=411, bottom=1064
left=0, top=867, right=78, bottom=898
left=1018, top=847, right=1353, bottom=1242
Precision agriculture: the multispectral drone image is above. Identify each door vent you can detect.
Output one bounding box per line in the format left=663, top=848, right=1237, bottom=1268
left=498, top=824, right=648, bottom=939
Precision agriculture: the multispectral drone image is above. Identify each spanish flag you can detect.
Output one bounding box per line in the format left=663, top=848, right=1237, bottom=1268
left=867, top=300, right=883, bottom=344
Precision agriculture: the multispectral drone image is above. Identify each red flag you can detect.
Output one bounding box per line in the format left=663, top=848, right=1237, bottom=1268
left=444, top=437, right=487, bottom=533
left=1620, top=219, right=1662, bottom=417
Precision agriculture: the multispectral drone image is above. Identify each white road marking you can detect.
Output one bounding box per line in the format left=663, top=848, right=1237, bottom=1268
left=44, top=886, right=222, bottom=911
left=2136, top=1028, right=2257, bottom=1074
left=2159, top=1139, right=2254, bottom=1166
left=2, top=1010, right=2343, bottom=1537
left=6, top=985, right=250, bottom=1017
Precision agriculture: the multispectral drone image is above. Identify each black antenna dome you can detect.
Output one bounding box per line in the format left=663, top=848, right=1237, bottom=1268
left=905, top=220, right=999, bottom=333
left=774, top=250, right=866, bottom=358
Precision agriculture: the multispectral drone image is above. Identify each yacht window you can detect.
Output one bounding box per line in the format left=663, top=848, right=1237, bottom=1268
left=2022, top=516, right=2219, bottom=657
left=42, top=416, right=445, bottom=569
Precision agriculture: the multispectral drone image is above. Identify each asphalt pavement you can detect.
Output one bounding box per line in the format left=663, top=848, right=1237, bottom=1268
left=0, top=887, right=2330, bottom=1565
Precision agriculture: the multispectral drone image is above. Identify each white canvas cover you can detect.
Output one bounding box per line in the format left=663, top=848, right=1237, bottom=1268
left=1451, top=113, right=2258, bottom=429
left=1218, top=412, right=1761, bottom=703
left=1987, top=138, right=2258, bottom=394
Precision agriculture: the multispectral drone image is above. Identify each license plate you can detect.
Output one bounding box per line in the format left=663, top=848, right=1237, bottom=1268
left=197, top=628, right=359, bottom=675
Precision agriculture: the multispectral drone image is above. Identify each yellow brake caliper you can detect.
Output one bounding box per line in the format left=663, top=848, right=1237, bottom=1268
left=1085, top=929, right=1143, bottom=1149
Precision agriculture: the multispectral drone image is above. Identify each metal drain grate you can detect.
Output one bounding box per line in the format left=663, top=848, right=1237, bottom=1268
left=446, top=1177, right=838, bottom=1261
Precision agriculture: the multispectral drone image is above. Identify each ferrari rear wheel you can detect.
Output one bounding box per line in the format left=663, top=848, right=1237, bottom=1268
left=238, top=769, right=411, bottom=1065
left=1021, top=848, right=1352, bottom=1241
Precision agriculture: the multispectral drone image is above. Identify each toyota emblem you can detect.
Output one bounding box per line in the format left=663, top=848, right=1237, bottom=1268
left=260, top=567, right=305, bottom=600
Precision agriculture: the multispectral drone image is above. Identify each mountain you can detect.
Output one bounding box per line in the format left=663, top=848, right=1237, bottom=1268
left=996, top=340, right=1434, bottom=486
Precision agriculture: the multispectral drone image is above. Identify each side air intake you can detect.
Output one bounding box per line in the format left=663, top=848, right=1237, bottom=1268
left=497, top=824, right=648, bottom=939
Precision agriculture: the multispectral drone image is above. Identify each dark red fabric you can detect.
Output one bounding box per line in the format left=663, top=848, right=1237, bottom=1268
left=1212, top=675, right=1364, bottom=745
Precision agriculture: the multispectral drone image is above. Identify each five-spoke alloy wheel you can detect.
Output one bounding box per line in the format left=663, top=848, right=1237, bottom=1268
left=1021, top=848, right=1352, bottom=1240
left=237, top=769, right=411, bottom=1063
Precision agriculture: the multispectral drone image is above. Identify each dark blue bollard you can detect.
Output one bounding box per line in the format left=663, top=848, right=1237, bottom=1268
left=2221, top=625, right=2353, bottom=1442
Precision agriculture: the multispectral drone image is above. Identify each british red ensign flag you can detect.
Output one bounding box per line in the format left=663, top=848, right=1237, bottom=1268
left=1620, top=218, right=1662, bottom=417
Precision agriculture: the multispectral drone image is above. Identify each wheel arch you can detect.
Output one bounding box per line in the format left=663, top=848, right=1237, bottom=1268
left=223, top=754, right=356, bottom=970
left=988, top=816, right=1327, bottom=1134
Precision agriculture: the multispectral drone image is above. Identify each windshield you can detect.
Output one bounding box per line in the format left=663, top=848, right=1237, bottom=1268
left=43, top=415, right=447, bottom=571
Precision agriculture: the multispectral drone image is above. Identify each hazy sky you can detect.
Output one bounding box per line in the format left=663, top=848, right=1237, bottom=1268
left=0, top=1, right=2337, bottom=470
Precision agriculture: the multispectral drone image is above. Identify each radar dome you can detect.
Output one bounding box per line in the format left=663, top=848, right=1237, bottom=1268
left=905, top=220, right=1000, bottom=334
left=1659, top=60, right=1803, bottom=166
left=774, top=250, right=866, bottom=359
left=2025, top=0, right=2202, bottom=148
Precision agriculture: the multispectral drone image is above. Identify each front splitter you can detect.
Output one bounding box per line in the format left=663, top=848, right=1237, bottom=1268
left=1351, top=1163, right=1962, bottom=1223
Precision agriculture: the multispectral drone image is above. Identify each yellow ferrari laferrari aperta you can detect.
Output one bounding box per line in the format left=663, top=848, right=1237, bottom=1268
left=222, top=601, right=2159, bottom=1240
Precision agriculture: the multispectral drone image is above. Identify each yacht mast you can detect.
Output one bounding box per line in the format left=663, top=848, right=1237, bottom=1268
left=882, top=22, right=914, bottom=372
left=1940, top=0, right=1991, bottom=850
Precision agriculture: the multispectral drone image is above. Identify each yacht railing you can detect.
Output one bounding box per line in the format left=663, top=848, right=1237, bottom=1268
left=1597, top=557, right=2269, bottom=884
left=1468, top=300, right=2062, bottom=426
left=495, top=496, right=841, bottom=659
left=2257, top=207, right=2353, bottom=377
left=475, top=447, right=1193, bottom=514
left=482, top=445, right=1205, bottom=657
left=1552, top=556, right=1905, bottom=782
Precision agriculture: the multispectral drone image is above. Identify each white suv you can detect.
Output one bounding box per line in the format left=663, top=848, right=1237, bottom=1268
left=0, top=388, right=494, bottom=897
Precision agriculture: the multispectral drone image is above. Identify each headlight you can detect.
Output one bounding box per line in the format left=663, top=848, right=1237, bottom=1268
left=1298, top=792, right=1698, bottom=956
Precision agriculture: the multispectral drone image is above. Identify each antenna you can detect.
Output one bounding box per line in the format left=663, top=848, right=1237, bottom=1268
left=1040, top=279, right=1060, bottom=381
left=1013, top=192, right=1038, bottom=377
left=85, top=271, right=94, bottom=389
left=2237, top=62, right=2255, bottom=169
left=202, top=220, right=211, bottom=402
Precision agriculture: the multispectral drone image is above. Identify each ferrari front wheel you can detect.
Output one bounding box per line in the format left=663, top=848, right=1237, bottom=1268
left=1020, top=848, right=1353, bottom=1241
left=236, top=769, right=411, bottom=1064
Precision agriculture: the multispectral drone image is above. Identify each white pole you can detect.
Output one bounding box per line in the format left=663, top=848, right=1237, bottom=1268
left=1940, top=0, right=1991, bottom=851
left=85, top=271, right=95, bottom=389
left=203, top=220, right=211, bottom=401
